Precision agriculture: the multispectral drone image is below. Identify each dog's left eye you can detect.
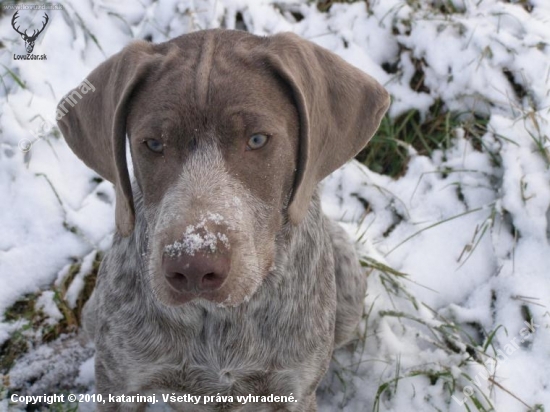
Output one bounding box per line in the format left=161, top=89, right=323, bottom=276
left=246, top=134, right=269, bottom=150
left=145, top=139, right=164, bottom=154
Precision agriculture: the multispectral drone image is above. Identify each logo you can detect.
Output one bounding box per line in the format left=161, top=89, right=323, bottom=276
left=11, top=11, right=48, bottom=57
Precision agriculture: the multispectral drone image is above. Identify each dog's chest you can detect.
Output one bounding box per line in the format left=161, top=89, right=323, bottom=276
left=125, top=301, right=330, bottom=411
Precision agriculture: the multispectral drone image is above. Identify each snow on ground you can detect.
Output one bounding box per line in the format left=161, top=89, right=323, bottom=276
left=1, top=0, right=549, bottom=411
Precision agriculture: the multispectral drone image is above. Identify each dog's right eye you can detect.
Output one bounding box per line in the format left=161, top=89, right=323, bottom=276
left=246, top=134, right=269, bottom=151
left=144, top=139, right=164, bottom=154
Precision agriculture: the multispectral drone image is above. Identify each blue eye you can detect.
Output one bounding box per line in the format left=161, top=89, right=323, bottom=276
left=247, top=134, right=269, bottom=150
left=145, top=139, right=164, bottom=153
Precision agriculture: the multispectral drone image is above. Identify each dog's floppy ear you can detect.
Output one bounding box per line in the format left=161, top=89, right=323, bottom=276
left=57, top=41, right=159, bottom=236
left=265, top=32, right=390, bottom=225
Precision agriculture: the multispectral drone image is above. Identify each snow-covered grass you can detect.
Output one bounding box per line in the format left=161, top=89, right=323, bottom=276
left=1, top=0, right=549, bottom=411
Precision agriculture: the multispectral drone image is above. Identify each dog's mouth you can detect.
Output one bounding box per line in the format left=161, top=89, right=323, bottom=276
left=162, top=285, right=240, bottom=307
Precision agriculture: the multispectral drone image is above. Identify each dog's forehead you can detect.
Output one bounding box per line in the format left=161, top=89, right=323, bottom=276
left=128, top=30, right=293, bottom=137
left=169, top=29, right=264, bottom=111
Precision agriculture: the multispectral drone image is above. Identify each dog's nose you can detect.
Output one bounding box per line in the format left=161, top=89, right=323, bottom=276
left=163, top=252, right=230, bottom=294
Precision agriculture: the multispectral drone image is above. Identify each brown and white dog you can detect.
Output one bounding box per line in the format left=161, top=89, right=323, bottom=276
left=58, top=29, right=389, bottom=411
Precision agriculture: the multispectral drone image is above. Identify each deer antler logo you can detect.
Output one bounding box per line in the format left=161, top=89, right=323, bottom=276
left=11, top=11, right=49, bottom=54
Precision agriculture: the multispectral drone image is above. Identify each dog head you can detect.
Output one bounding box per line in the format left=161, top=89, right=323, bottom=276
left=58, top=30, right=389, bottom=307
